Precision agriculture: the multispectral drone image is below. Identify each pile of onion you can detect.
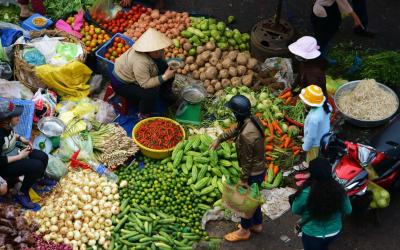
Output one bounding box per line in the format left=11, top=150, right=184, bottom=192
left=124, top=9, right=190, bottom=40
left=25, top=170, right=120, bottom=250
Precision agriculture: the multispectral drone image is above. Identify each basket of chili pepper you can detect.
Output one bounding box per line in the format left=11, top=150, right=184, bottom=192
left=132, top=117, right=186, bottom=159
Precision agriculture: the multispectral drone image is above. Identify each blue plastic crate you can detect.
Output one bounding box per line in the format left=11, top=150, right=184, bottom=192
left=95, top=33, right=134, bottom=76
left=0, top=98, right=34, bottom=140
left=22, top=14, right=53, bottom=31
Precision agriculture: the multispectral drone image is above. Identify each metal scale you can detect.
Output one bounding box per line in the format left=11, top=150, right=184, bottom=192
left=175, top=84, right=206, bottom=125
left=33, top=117, right=66, bottom=154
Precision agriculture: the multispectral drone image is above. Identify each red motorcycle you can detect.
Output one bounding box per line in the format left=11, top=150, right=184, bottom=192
left=320, top=114, right=400, bottom=210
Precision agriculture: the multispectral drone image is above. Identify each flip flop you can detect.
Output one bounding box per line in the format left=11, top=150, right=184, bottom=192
left=237, top=224, right=262, bottom=233
left=295, top=173, right=309, bottom=180
left=224, top=231, right=250, bottom=242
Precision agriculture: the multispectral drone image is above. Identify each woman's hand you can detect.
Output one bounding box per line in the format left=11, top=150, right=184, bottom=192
left=120, top=0, right=132, bottom=7
left=351, top=12, right=365, bottom=29
left=163, top=66, right=176, bottom=81
left=19, top=136, right=33, bottom=149
left=18, top=148, right=31, bottom=160
left=209, top=140, right=220, bottom=150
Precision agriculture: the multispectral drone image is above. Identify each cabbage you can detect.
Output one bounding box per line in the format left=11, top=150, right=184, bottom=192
left=259, top=92, right=269, bottom=101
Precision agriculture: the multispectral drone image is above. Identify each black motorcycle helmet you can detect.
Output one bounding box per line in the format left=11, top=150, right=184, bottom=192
left=320, top=132, right=346, bottom=160
left=225, top=95, right=251, bottom=121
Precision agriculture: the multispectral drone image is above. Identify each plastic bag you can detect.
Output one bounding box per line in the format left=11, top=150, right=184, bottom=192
left=45, top=155, right=68, bottom=180
left=57, top=135, right=93, bottom=162
left=0, top=40, right=8, bottom=62
left=89, top=74, right=104, bottom=94
left=32, top=89, right=57, bottom=123
left=22, top=48, right=46, bottom=66
left=95, top=100, right=117, bottom=124
left=261, top=57, right=294, bottom=89
left=0, top=62, right=12, bottom=80
left=56, top=42, right=79, bottom=61
left=0, top=79, right=34, bottom=99
left=35, top=61, right=92, bottom=99
left=222, top=179, right=263, bottom=219
left=30, top=36, right=64, bottom=63
left=0, top=21, right=29, bottom=37
left=89, top=0, right=114, bottom=21
left=55, top=20, right=82, bottom=39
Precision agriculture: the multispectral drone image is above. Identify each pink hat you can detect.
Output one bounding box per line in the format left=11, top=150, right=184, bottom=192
left=288, top=36, right=321, bottom=60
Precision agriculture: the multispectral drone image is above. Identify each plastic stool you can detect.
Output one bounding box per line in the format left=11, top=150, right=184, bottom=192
left=103, top=85, right=129, bottom=115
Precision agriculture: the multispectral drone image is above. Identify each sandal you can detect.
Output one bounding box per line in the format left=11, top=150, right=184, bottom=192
left=224, top=230, right=250, bottom=242
left=238, top=224, right=262, bottom=233
left=295, top=173, right=309, bottom=180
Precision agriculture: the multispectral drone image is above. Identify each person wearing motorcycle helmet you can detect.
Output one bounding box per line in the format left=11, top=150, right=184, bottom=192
left=0, top=100, right=48, bottom=211
left=210, top=95, right=266, bottom=242
left=291, top=157, right=352, bottom=250
left=294, top=85, right=332, bottom=177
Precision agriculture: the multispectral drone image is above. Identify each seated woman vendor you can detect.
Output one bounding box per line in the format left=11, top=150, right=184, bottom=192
left=111, top=28, right=177, bottom=120
left=0, top=100, right=48, bottom=211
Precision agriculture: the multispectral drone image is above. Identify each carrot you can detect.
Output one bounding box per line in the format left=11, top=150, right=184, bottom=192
left=266, top=156, right=273, bottom=161
left=283, top=137, right=291, bottom=148
left=268, top=163, right=274, bottom=170
left=273, top=165, right=279, bottom=176
left=272, top=121, right=283, bottom=135
left=265, top=135, right=274, bottom=143
left=261, top=120, right=269, bottom=128
left=268, top=122, right=274, bottom=135
left=292, top=146, right=301, bottom=151
left=284, top=97, right=292, bottom=105
left=265, top=145, right=273, bottom=151
left=279, top=134, right=287, bottom=142
left=293, top=150, right=301, bottom=156
left=288, top=143, right=295, bottom=148
left=255, top=112, right=262, bottom=117
left=279, top=91, right=292, bottom=99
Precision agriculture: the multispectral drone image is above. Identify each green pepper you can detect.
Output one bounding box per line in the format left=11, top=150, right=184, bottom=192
left=188, top=48, right=196, bottom=56
left=217, top=42, right=229, bottom=51
left=181, top=30, right=193, bottom=38
left=209, top=24, right=217, bottom=30
left=228, top=39, right=236, bottom=46
left=208, top=18, right=217, bottom=25
left=225, top=30, right=234, bottom=38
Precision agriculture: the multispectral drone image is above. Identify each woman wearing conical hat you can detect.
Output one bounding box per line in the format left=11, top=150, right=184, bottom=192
left=112, top=28, right=176, bottom=119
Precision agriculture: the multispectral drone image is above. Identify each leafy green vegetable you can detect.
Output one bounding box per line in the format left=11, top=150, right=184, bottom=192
left=0, top=4, right=20, bottom=24
left=360, top=51, right=400, bottom=86
left=44, top=0, right=94, bottom=20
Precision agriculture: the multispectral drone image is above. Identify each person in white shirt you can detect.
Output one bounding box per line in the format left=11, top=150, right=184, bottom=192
left=311, top=0, right=364, bottom=58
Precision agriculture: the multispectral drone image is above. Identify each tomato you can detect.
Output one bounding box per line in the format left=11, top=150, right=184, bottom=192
left=112, top=28, right=117, bottom=33
left=110, top=56, right=115, bottom=60
left=117, top=43, right=123, bottom=48
left=107, top=48, right=113, bottom=53
left=112, top=51, right=118, bottom=57
left=105, top=53, right=110, bottom=58
left=124, top=45, right=130, bottom=49
left=116, top=48, right=122, bottom=53
left=114, top=37, right=121, bottom=43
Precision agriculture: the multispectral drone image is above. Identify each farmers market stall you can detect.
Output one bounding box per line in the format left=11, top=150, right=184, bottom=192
left=1, top=1, right=399, bottom=249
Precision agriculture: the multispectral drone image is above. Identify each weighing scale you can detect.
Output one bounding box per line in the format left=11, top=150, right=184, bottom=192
left=175, top=84, right=206, bottom=125
left=33, top=117, right=66, bottom=154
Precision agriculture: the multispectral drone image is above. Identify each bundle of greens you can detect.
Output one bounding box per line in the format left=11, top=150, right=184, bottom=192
left=360, top=51, right=400, bottom=86
left=44, top=0, right=94, bottom=20
left=0, top=4, right=20, bottom=24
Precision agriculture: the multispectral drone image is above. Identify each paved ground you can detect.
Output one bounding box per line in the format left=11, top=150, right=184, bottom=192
left=205, top=191, right=400, bottom=250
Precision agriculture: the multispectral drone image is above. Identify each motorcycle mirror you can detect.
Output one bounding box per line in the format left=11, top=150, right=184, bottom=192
left=386, top=141, right=399, bottom=147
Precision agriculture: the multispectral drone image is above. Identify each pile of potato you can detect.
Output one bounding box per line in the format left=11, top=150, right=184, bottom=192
left=179, top=41, right=259, bottom=94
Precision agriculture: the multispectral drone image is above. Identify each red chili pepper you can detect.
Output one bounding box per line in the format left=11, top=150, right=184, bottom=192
left=136, top=119, right=183, bottom=150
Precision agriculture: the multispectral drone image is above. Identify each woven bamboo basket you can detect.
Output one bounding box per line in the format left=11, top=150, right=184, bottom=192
left=14, top=29, right=87, bottom=91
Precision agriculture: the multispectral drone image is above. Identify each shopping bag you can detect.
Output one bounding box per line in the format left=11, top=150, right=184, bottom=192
left=45, top=154, right=68, bottom=180
left=222, top=179, right=263, bottom=219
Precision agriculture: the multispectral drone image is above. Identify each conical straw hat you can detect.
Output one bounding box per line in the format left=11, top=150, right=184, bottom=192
left=133, top=28, right=172, bottom=52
